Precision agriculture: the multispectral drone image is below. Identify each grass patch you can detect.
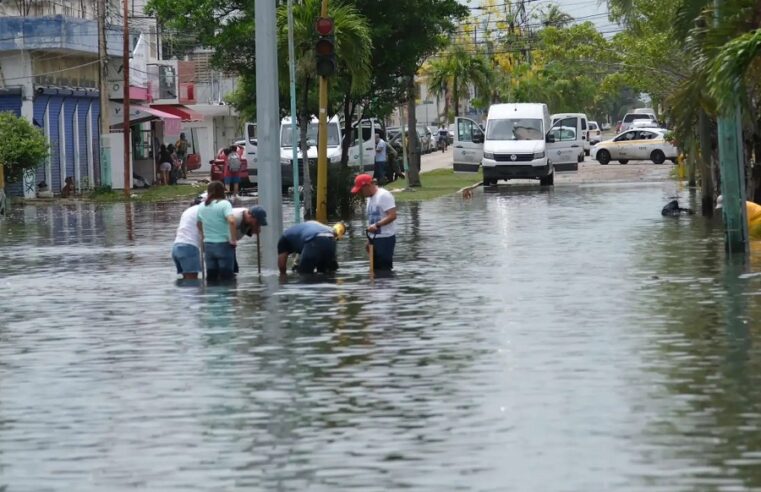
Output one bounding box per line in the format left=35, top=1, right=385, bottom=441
left=87, top=183, right=206, bottom=203
left=385, top=168, right=482, bottom=201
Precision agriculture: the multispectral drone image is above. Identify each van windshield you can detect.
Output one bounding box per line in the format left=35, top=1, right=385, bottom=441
left=486, top=118, right=543, bottom=141
left=281, top=122, right=341, bottom=147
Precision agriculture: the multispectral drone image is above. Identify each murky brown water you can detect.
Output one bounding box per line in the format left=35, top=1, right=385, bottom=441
left=2, top=181, right=761, bottom=491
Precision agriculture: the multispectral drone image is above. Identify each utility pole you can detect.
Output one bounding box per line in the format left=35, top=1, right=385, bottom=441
left=287, top=0, right=300, bottom=223
left=316, top=0, right=330, bottom=223
left=97, top=0, right=110, bottom=187
left=255, top=0, right=283, bottom=270
left=715, top=0, right=748, bottom=254
left=122, top=0, right=131, bottom=197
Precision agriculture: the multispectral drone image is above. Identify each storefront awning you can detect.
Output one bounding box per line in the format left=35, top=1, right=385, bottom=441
left=110, top=104, right=182, bottom=127
left=150, top=104, right=205, bottom=122
left=110, top=104, right=182, bottom=135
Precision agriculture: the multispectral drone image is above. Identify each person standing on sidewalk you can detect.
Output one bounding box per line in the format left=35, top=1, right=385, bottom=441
left=175, top=132, right=190, bottom=178
left=374, top=133, right=388, bottom=185
left=224, top=146, right=242, bottom=199
left=351, top=174, right=397, bottom=271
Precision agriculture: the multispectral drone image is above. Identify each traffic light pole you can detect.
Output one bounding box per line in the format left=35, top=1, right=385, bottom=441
left=316, top=0, right=330, bottom=223
left=715, top=0, right=748, bottom=254
left=287, top=0, right=300, bottom=223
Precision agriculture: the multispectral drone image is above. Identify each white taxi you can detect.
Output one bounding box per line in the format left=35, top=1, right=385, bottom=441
left=591, top=128, right=678, bottom=165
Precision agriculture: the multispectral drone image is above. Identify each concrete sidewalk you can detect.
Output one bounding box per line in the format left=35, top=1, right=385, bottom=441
left=420, top=148, right=453, bottom=174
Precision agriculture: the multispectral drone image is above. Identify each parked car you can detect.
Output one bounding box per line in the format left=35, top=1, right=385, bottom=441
left=591, top=128, right=677, bottom=165
left=620, top=112, right=658, bottom=132
left=416, top=126, right=434, bottom=153
left=447, top=123, right=455, bottom=144
left=210, top=144, right=251, bottom=186
left=588, top=121, right=602, bottom=144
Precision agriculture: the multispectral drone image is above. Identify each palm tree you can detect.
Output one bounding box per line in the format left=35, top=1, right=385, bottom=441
left=540, top=4, right=574, bottom=28
left=276, top=0, right=371, bottom=216
left=425, top=43, right=493, bottom=120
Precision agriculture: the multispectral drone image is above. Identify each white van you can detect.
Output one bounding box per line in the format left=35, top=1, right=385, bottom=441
left=247, top=116, right=380, bottom=190
left=454, top=103, right=581, bottom=186
left=551, top=112, right=588, bottom=160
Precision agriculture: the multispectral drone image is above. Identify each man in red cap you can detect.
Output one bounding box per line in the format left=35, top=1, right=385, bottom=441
left=351, top=174, right=397, bottom=270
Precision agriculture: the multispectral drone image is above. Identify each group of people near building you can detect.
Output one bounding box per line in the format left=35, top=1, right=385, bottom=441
left=156, top=133, right=191, bottom=186
left=171, top=173, right=397, bottom=280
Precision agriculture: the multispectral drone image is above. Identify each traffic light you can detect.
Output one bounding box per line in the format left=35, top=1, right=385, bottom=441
left=315, top=17, right=336, bottom=77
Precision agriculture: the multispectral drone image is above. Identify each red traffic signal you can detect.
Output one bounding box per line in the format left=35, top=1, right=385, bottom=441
left=315, top=16, right=336, bottom=77
left=315, top=17, right=334, bottom=36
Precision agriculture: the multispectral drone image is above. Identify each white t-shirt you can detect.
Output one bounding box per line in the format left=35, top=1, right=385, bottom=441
left=174, top=205, right=201, bottom=248
left=231, top=207, right=249, bottom=240
left=366, top=187, right=396, bottom=238
left=375, top=139, right=388, bottom=162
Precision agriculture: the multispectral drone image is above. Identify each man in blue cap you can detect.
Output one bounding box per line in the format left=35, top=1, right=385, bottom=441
left=230, top=205, right=267, bottom=274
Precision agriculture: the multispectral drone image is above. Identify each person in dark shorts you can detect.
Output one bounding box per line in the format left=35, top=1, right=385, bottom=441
left=277, top=221, right=346, bottom=275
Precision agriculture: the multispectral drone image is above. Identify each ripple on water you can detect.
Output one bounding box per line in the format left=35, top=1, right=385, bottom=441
left=2, top=183, right=761, bottom=490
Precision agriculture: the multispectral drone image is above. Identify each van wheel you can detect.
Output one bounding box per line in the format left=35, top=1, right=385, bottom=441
left=619, top=160, right=629, bottom=165
left=539, top=171, right=554, bottom=187
left=585, top=149, right=590, bottom=156
left=597, top=149, right=611, bottom=165
left=651, top=150, right=666, bottom=165
left=482, top=178, right=495, bottom=186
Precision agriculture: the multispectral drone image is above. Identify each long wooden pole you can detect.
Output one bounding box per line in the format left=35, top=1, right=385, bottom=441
left=257, top=233, right=262, bottom=275
left=122, top=0, right=131, bottom=198
left=97, top=0, right=110, bottom=187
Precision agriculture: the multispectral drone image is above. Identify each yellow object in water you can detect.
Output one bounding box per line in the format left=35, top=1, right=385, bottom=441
left=746, top=201, right=761, bottom=240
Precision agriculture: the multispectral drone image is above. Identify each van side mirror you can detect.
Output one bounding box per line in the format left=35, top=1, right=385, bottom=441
left=472, top=132, right=484, bottom=144
left=546, top=134, right=556, bottom=143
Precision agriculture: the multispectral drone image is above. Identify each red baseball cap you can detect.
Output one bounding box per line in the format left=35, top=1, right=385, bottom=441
left=351, top=174, right=373, bottom=194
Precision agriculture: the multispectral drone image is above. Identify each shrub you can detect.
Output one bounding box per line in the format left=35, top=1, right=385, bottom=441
left=0, top=112, right=49, bottom=184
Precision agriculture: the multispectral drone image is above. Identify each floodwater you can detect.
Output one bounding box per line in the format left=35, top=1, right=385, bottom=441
left=2, top=181, right=761, bottom=491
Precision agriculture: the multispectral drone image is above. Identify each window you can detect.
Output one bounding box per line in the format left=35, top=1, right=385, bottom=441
left=247, top=124, right=257, bottom=144
left=550, top=117, right=578, bottom=141
left=614, top=131, right=637, bottom=142
left=623, top=113, right=653, bottom=123
left=486, top=118, right=543, bottom=141
left=581, top=119, right=587, bottom=130
left=458, top=118, right=475, bottom=142
left=280, top=122, right=340, bottom=147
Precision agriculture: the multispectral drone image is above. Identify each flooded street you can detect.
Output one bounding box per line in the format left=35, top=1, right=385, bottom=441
left=2, top=180, right=761, bottom=491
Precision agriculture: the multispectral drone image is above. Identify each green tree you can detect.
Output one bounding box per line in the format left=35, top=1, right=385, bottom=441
left=540, top=4, right=574, bottom=28
left=0, top=112, right=48, bottom=187
left=424, top=43, right=493, bottom=120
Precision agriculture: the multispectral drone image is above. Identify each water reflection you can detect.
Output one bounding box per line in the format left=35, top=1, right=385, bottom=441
left=3, top=183, right=761, bottom=489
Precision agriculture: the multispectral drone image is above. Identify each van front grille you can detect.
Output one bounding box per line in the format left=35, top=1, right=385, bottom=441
left=494, top=153, right=534, bottom=162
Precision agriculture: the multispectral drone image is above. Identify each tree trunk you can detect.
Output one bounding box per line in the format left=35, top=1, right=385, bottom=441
left=753, top=127, right=761, bottom=203
left=687, top=138, right=697, bottom=188
left=443, top=87, right=449, bottom=124
left=341, top=93, right=353, bottom=168
left=406, top=76, right=422, bottom=187
left=452, top=75, right=460, bottom=118
left=698, top=111, right=714, bottom=216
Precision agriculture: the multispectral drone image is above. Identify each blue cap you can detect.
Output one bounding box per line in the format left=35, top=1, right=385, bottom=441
left=249, top=206, right=267, bottom=226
